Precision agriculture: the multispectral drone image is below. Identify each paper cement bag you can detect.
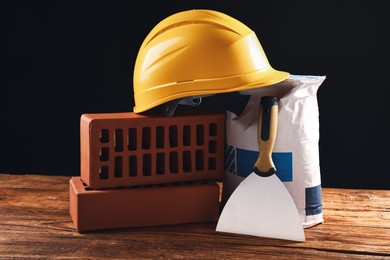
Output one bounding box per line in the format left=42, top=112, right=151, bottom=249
left=221, top=75, right=326, bottom=228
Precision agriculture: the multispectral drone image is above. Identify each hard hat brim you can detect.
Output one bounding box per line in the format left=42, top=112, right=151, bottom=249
left=133, top=68, right=289, bottom=113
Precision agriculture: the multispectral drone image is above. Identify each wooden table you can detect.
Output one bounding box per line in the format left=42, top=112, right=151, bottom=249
left=0, top=174, right=389, bottom=259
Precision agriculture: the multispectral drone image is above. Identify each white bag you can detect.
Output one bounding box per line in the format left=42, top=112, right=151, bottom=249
left=222, top=74, right=326, bottom=228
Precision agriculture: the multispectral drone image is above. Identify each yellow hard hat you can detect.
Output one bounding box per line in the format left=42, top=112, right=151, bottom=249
left=133, top=9, right=289, bottom=113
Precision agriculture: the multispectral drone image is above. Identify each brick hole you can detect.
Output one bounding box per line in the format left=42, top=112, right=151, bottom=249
left=129, top=155, right=137, bottom=177
left=209, top=123, right=217, bottom=136
left=195, top=150, right=204, bottom=171
left=100, top=147, right=109, bottom=161
left=128, top=128, right=137, bottom=150
left=99, top=166, right=109, bottom=179
left=100, top=129, right=109, bottom=143
left=209, top=140, right=217, bottom=154
left=142, top=154, right=152, bottom=176
left=183, top=125, right=191, bottom=146
left=169, top=125, right=178, bottom=147
left=142, top=127, right=151, bottom=149
left=196, top=125, right=204, bottom=145
left=169, top=152, right=178, bottom=173
left=114, top=156, right=123, bottom=177
left=156, top=126, right=165, bottom=148
left=114, top=129, right=123, bottom=152
left=183, top=151, right=192, bottom=172
left=209, top=123, right=218, bottom=136
left=156, top=153, right=165, bottom=175
left=208, top=157, right=216, bottom=170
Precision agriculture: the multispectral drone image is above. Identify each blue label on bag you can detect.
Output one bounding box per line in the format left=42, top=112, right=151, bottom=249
left=305, top=184, right=323, bottom=215
left=225, top=145, right=293, bottom=182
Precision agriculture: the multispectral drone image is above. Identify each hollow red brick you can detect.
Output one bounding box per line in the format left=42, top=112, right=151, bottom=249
left=69, top=177, right=220, bottom=232
left=80, top=111, right=225, bottom=189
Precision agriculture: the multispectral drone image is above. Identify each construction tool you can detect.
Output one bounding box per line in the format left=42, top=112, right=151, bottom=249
left=216, top=96, right=305, bottom=242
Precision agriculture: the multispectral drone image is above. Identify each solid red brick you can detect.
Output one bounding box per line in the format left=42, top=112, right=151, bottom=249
left=80, top=111, right=225, bottom=189
left=69, top=177, right=220, bottom=232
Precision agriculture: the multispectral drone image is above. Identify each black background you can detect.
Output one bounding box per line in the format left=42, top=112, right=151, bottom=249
left=2, top=1, right=389, bottom=189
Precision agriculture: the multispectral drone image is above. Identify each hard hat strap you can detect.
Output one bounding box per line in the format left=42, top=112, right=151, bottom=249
left=163, top=95, right=214, bottom=117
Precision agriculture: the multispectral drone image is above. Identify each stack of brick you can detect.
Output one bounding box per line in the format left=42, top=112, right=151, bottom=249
left=69, top=111, right=225, bottom=232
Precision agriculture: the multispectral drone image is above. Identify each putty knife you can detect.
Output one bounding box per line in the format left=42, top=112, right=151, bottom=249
left=216, top=96, right=305, bottom=242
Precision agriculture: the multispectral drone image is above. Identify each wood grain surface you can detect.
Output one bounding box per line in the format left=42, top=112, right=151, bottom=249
left=0, top=173, right=389, bottom=259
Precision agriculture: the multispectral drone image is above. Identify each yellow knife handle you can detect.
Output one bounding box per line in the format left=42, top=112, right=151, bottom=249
left=254, top=96, right=278, bottom=176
